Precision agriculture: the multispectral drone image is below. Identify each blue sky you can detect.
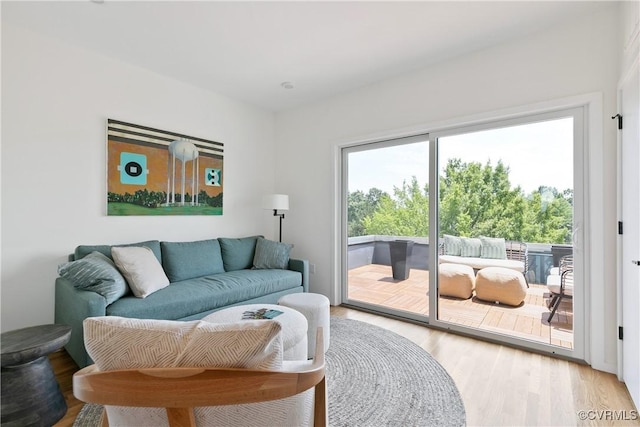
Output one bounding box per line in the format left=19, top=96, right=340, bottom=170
left=348, top=117, right=573, bottom=195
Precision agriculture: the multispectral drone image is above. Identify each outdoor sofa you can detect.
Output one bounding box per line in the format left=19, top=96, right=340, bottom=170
left=438, top=235, right=528, bottom=276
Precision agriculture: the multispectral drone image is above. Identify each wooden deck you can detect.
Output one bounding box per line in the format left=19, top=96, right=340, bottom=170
left=347, top=264, right=574, bottom=349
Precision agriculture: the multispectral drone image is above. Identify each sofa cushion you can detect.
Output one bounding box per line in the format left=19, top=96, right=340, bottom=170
left=253, top=237, right=292, bottom=270
left=74, top=240, right=162, bottom=263
left=219, top=236, right=260, bottom=271
left=161, top=239, right=225, bottom=282
left=460, top=237, right=482, bottom=257
left=443, top=235, right=462, bottom=256
left=439, top=255, right=525, bottom=272
left=111, top=246, right=170, bottom=298
left=57, top=251, right=129, bottom=305
left=480, top=236, right=507, bottom=259
left=106, top=269, right=303, bottom=320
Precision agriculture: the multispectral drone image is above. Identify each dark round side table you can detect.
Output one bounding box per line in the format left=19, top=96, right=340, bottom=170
left=1, top=324, right=72, bottom=427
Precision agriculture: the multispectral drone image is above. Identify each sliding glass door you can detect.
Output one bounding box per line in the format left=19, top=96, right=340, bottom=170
left=341, top=107, right=585, bottom=359
left=342, top=135, right=430, bottom=321
left=429, top=108, right=584, bottom=358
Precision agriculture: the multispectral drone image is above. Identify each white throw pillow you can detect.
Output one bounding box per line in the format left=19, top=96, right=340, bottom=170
left=111, top=246, right=170, bottom=298
left=83, top=316, right=283, bottom=371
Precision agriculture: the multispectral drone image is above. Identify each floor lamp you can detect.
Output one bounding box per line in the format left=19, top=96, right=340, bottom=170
left=263, top=194, right=289, bottom=242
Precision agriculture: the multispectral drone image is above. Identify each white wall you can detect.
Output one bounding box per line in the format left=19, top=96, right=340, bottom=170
left=1, top=24, right=279, bottom=332
left=276, top=5, right=620, bottom=373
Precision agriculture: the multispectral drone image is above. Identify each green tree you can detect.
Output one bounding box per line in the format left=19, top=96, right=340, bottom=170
left=347, top=188, right=386, bottom=237
left=439, top=159, right=528, bottom=240
left=520, top=186, right=573, bottom=243
left=350, top=159, right=572, bottom=243
left=363, top=177, right=429, bottom=236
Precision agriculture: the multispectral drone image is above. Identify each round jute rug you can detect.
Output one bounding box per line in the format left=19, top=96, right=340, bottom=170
left=74, top=317, right=465, bottom=426
left=326, top=317, right=465, bottom=427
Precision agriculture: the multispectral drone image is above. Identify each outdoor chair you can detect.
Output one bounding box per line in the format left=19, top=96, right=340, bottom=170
left=547, top=254, right=573, bottom=322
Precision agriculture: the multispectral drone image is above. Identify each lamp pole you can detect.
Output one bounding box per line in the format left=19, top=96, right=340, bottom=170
left=273, top=210, right=285, bottom=242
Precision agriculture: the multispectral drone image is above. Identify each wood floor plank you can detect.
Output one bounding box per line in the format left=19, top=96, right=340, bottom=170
left=348, top=264, right=574, bottom=348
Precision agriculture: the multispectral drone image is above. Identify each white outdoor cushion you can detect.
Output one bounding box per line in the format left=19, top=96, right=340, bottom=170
left=438, top=263, right=475, bottom=299
left=439, top=255, right=524, bottom=272
left=83, top=316, right=313, bottom=427
left=111, top=246, right=169, bottom=298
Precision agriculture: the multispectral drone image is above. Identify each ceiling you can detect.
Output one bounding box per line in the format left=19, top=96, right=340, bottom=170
left=2, top=1, right=612, bottom=112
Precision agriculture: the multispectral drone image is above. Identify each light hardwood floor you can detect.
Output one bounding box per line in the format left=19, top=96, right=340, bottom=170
left=52, top=306, right=637, bottom=427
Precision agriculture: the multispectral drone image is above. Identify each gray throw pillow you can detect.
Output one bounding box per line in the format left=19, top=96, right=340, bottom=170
left=252, top=237, right=292, bottom=270
left=58, top=251, right=129, bottom=305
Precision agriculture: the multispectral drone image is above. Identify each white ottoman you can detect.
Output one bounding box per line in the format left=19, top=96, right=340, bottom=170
left=202, top=304, right=308, bottom=361
left=278, top=293, right=330, bottom=358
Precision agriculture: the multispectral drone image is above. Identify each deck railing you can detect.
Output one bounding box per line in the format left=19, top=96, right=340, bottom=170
left=347, top=235, right=572, bottom=285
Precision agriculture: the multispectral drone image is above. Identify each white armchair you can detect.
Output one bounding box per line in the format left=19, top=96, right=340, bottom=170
left=73, top=316, right=326, bottom=427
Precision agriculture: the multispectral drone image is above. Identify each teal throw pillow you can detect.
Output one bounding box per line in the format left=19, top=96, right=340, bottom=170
left=443, top=235, right=462, bottom=256
left=58, top=251, right=129, bottom=305
left=480, top=236, right=507, bottom=259
left=161, top=239, right=225, bottom=282
left=459, top=237, right=482, bottom=257
left=218, top=236, right=261, bottom=271
left=252, top=237, right=292, bottom=270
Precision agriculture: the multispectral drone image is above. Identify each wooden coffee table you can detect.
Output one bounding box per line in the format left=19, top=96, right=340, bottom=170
left=1, top=324, right=72, bottom=426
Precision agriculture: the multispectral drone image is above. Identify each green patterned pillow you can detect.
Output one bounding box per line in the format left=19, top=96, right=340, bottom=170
left=443, top=235, right=462, bottom=256
left=58, top=251, right=129, bottom=305
left=480, top=236, right=507, bottom=259
left=252, top=237, right=292, bottom=270
left=460, top=237, right=482, bottom=257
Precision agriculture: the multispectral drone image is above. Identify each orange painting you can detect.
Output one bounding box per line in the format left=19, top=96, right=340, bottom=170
left=106, top=119, right=223, bottom=215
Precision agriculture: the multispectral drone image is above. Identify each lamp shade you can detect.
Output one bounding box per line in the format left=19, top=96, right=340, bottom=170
left=263, top=194, right=289, bottom=211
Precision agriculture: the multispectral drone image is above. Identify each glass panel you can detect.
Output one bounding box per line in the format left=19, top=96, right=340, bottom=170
left=345, top=138, right=430, bottom=319
left=436, top=117, right=574, bottom=349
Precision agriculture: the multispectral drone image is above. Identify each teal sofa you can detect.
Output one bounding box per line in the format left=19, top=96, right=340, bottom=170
left=55, top=236, right=309, bottom=368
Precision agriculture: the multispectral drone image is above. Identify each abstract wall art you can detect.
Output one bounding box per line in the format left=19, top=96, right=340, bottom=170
left=107, top=119, right=223, bottom=215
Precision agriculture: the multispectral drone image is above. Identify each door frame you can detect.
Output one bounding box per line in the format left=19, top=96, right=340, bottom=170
left=616, top=54, right=640, bottom=409
left=333, top=92, right=604, bottom=367
left=428, top=107, right=586, bottom=361
left=339, top=133, right=430, bottom=323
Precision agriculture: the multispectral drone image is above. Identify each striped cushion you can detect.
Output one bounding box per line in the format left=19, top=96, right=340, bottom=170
left=480, top=236, right=507, bottom=259
left=443, top=235, right=462, bottom=256
left=84, top=316, right=283, bottom=371
left=57, top=251, right=129, bottom=305
left=460, top=237, right=482, bottom=257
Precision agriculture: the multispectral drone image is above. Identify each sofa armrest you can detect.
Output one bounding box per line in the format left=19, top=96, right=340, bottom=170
left=288, top=258, right=309, bottom=293
left=55, top=277, right=107, bottom=368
